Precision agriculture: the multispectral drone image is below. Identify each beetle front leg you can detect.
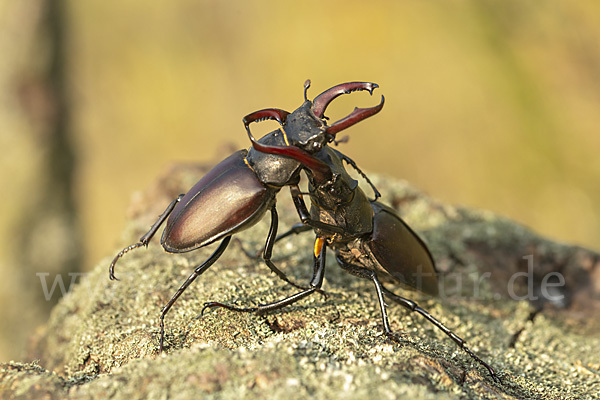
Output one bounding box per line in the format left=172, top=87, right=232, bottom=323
left=109, top=194, right=185, bottom=280
left=331, top=149, right=381, bottom=200
left=261, top=205, right=309, bottom=290
left=250, top=223, right=311, bottom=259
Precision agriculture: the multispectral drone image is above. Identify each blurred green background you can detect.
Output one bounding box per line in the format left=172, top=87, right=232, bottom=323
left=1, top=0, right=599, bottom=362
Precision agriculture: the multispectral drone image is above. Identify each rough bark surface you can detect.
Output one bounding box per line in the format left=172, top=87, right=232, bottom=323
left=2, top=163, right=599, bottom=400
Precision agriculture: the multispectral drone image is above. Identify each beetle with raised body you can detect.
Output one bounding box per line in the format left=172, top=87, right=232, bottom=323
left=110, top=81, right=384, bottom=351
left=110, top=81, right=499, bottom=383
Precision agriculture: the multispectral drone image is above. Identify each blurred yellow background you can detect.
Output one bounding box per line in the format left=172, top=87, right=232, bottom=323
left=1, top=0, right=599, bottom=361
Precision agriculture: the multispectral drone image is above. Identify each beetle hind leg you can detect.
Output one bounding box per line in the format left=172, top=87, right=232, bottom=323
left=380, top=285, right=501, bottom=383
left=335, top=255, right=499, bottom=383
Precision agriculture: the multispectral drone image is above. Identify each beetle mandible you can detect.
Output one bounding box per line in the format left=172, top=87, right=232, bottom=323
left=109, top=81, right=384, bottom=352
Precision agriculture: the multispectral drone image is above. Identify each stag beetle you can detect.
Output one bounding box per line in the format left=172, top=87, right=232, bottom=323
left=110, top=81, right=499, bottom=383
left=109, top=81, right=384, bottom=352
left=206, top=127, right=500, bottom=383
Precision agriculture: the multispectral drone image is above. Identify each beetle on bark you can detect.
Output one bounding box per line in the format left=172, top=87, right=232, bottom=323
left=109, top=81, right=384, bottom=352
left=110, top=81, right=499, bottom=383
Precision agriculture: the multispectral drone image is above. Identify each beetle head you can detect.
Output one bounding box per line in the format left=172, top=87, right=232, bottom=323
left=243, top=81, right=384, bottom=184
left=243, top=81, right=384, bottom=155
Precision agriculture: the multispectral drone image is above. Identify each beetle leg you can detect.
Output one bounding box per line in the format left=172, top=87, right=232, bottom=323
left=334, top=254, right=499, bottom=382
left=238, top=222, right=312, bottom=261
left=334, top=255, right=394, bottom=334
left=261, top=205, right=310, bottom=291
left=109, top=194, right=185, bottom=280
left=159, top=236, right=231, bottom=353
left=230, top=237, right=262, bottom=259
left=274, top=223, right=312, bottom=243
left=331, top=149, right=381, bottom=200
left=234, top=206, right=318, bottom=291
left=380, top=286, right=501, bottom=383
left=202, top=237, right=327, bottom=315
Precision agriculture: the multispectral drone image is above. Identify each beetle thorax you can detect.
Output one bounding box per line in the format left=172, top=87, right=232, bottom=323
left=311, top=174, right=355, bottom=209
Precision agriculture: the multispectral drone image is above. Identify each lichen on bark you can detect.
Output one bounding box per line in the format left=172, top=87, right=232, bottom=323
left=3, top=163, right=599, bottom=400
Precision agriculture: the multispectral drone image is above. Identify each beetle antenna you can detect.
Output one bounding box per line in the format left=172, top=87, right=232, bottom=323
left=303, top=79, right=311, bottom=101
left=333, top=135, right=349, bottom=146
